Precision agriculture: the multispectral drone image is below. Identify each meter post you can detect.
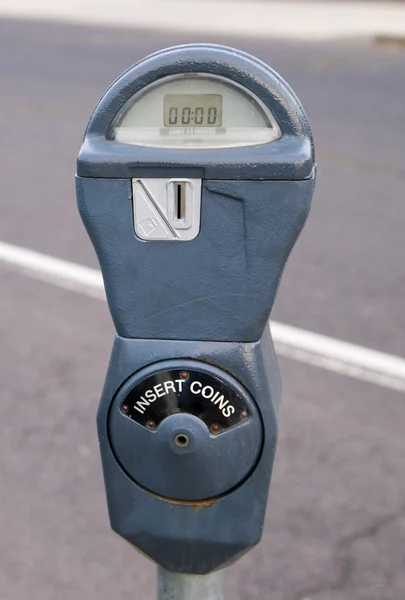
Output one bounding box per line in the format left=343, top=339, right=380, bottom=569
left=76, top=44, right=315, bottom=599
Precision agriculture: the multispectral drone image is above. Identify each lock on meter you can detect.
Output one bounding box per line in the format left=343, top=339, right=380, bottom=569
left=76, top=44, right=315, bottom=574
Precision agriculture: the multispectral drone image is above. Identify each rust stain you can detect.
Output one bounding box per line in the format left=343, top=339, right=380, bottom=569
left=144, top=487, right=219, bottom=510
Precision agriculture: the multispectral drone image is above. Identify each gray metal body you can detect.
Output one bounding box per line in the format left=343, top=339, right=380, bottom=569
left=76, top=44, right=315, bottom=575
left=77, top=178, right=313, bottom=342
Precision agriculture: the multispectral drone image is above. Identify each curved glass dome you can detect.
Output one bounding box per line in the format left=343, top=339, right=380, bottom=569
left=109, top=73, right=281, bottom=149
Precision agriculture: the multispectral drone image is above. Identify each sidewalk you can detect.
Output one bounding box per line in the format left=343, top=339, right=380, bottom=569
left=1, top=1, right=405, bottom=41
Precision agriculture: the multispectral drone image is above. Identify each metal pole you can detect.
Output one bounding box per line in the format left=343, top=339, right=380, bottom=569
left=157, top=567, right=225, bottom=600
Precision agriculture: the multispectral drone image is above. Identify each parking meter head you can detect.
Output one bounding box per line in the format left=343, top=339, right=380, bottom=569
left=76, top=44, right=315, bottom=574
left=77, top=44, right=315, bottom=343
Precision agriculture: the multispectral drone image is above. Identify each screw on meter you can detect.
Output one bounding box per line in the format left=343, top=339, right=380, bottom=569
left=76, top=44, right=315, bottom=574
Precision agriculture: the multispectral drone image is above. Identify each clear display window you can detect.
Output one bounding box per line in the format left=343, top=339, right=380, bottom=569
left=109, top=74, right=281, bottom=149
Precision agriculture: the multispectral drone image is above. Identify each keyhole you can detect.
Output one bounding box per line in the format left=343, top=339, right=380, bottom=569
left=174, top=433, right=190, bottom=448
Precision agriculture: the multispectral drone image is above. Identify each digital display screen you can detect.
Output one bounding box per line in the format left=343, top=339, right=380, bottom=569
left=164, top=94, right=222, bottom=128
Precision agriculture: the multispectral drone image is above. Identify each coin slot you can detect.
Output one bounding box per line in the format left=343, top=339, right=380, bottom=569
left=174, top=182, right=186, bottom=222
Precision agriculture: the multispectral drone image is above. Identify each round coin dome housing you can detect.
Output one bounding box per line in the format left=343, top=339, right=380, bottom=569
left=108, top=360, right=263, bottom=501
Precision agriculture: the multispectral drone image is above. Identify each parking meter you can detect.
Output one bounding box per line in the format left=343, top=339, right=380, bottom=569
left=76, top=44, right=315, bottom=575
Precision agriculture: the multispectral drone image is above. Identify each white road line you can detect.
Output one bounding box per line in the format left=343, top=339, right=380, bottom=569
left=272, top=324, right=405, bottom=393
left=1, top=1, right=405, bottom=42
left=0, top=240, right=105, bottom=300
left=1, top=240, right=405, bottom=393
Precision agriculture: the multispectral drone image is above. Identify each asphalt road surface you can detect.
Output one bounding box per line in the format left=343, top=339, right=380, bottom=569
left=0, top=18, right=404, bottom=600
